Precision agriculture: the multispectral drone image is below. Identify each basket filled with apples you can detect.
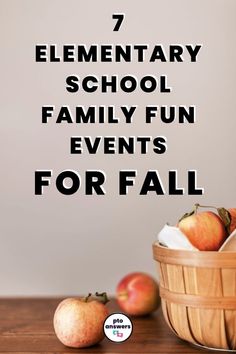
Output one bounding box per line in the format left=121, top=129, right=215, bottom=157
left=153, top=204, right=236, bottom=351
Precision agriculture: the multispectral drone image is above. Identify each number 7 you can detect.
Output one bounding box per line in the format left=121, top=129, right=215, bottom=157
left=112, top=13, right=125, bottom=31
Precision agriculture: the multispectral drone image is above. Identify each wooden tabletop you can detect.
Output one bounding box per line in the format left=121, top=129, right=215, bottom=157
left=0, top=298, right=220, bottom=353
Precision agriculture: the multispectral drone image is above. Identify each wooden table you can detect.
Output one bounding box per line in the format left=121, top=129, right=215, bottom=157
left=0, top=298, right=219, bottom=353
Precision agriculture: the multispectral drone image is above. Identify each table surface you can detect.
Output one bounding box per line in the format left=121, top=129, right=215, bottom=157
left=0, top=298, right=220, bottom=353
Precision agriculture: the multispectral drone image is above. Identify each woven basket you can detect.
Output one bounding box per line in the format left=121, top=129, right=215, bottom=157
left=153, top=243, right=236, bottom=351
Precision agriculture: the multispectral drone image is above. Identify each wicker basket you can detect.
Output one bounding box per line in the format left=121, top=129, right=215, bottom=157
left=153, top=243, right=236, bottom=351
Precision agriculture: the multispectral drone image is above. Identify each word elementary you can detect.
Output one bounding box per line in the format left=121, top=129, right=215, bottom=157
left=35, top=44, right=202, bottom=63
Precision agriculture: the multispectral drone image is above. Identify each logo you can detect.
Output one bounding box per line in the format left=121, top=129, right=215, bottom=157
left=103, top=313, right=133, bottom=342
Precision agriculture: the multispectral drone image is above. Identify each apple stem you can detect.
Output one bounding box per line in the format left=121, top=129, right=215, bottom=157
left=84, top=293, right=92, bottom=302
left=95, top=292, right=109, bottom=305
left=194, top=203, right=218, bottom=211
left=84, top=292, right=109, bottom=304
left=179, top=203, right=215, bottom=223
left=179, top=203, right=228, bottom=224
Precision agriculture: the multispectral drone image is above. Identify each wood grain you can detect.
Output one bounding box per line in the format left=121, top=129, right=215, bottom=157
left=0, top=297, right=216, bottom=353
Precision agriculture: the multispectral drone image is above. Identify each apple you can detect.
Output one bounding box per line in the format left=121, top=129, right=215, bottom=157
left=228, top=208, right=236, bottom=234
left=53, top=293, right=109, bottom=348
left=116, top=272, right=160, bottom=316
left=178, top=211, right=227, bottom=251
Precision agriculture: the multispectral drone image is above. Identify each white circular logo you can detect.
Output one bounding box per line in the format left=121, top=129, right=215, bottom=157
left=103, top=313, right=133, bottom=342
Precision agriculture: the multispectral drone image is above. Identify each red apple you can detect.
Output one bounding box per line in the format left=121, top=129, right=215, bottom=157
left=178, top=211, right=227, bottom=251
left=53, top=293, right=109, bottom=348
left=228, top=208, right=236, bottom=234
left=116, top=272, right=160, bottom=316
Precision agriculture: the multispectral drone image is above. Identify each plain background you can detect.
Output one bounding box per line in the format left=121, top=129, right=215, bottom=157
left=0, top=0, right=235, bottom=296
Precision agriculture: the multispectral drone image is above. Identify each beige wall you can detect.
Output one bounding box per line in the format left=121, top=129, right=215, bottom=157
left=1, top=0, right=235, bottom=295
